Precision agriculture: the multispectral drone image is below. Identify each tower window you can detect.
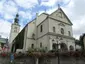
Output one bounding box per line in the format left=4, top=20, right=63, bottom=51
left=68, top=31, right=71, bottom=36
left=14, top=27, right=17, bottom=32
left=61, top=28, right=64, bottom=34
left=53, top=27, right=55, bottom=32
left=31, top=44, right=34, bottom=48
left=14, top=27, right=17, bottom=29
left=40, top=42, right=42, bottom=48
left=40, top=25, right=43, bottom=32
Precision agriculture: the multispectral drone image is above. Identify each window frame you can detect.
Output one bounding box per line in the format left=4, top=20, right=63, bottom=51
left=61, top=28, right=64, bottom=34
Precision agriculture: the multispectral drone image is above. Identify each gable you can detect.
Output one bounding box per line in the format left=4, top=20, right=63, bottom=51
left=36, top=13, right=48, bottom=26
left=49, top=8, right=73, bottom=25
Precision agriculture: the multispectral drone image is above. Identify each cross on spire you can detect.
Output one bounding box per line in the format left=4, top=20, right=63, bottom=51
left=58, top=3, right=60, bottom=9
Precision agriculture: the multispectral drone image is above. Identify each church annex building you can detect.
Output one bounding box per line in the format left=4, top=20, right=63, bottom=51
left=9, top=7, right=75, bottom=53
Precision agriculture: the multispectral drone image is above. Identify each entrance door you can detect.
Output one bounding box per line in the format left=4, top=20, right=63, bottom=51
left=52, top=43, right=58, bottom=50
left=60, top=43, right=68, bottom=52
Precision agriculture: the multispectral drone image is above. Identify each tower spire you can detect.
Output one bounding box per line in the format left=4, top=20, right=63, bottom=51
left=14, top=13, right=19, bottom=24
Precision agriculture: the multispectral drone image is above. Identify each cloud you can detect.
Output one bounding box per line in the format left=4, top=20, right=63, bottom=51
left=39, top=0, right=71, bottom=7
left=73, top=15, right=85, bottom=39
left=14, top=0, right=38, bottom=9
left=4, top=13, right=14, bottom=20
left=3, top=1, right=18, bottom=14
left=73, top=0, right=85, bottom=16
left=0, top=19, right=11, bottom=38
left=40, top=0, right=58, bottom=7
left=19, top=11, right=33, bottom=20
left=0, top=0, right=18, bottom=21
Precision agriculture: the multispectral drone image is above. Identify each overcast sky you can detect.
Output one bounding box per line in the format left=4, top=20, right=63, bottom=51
left=0, top=0, right=85, bottom=40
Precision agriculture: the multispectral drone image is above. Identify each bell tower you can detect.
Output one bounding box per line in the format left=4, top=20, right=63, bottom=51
left=9, top=13, right=20, bottom=44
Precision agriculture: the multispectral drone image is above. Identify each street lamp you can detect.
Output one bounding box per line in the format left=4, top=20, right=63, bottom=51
left=51, top=37, right=61, bottom=64
left=56, top=40, right=60, bottom=64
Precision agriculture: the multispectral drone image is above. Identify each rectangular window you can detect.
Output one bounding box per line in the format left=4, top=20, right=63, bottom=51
left=40, top=25, right=43, bottom=32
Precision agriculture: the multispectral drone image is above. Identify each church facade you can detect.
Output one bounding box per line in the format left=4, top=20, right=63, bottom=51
left=10, top=7, right=75, bottom=53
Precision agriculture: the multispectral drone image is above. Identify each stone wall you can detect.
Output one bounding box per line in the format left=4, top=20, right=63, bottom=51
left=39, top=56, right=85, bottom=64
left=0, top=56, right=35, bottom=64
left=0, top=56, right=85, bottom=64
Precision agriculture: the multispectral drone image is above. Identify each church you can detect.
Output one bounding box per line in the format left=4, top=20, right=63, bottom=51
left=9, top=7, right=75, bottom=53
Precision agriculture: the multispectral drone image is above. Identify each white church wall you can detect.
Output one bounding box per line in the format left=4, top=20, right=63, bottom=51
left=25, top=39, right=36, bottom=51
left=27, top=21, right=36, bottom=38
left=23, top=25, right=28, bottom=52
left=66, top=39, right=75, bottom=51
left=37, top=35, right=49, bottom=50
left=48, top=18, right=59, bottom=34
left=36, top=13, right=48, bottom=26
left=23, top=21, right=36, bottom=52
left=37, top=19, right=49, bottom=38
left=65, top=25, right=73, bottom=37
left=48, top=18, right=73, bottom=37
left=48, top=35, right=57, bottom=50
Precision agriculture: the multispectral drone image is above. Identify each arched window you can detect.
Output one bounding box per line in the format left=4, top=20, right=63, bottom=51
left=31, top=44, right=34, bottom=48
left=69, top=45, right=74, bottom=51
left=68, top=31, right=71, bottom=36
left=40, top=25, right=43, bottom=32
left=40, top=42, right=42, bottom=48
left=53, top=27, right=55, bottom=32
left=32, top=33, right=35, bottom=39
left=61, top=28, right=64, bottom=34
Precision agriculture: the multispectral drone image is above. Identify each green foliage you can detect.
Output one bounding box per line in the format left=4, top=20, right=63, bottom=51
left=27, top=47, right=47, bottom=53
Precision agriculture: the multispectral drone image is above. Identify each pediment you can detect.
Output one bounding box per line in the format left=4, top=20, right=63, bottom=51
left=49, top=8, right=73, bottom=25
